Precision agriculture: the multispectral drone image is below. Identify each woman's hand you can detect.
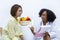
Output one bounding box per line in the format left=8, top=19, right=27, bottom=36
left=43, top=32, right=50, bottom=40
left=30, top=27, right=34, bottom=32
left=30, top=27, right=35, bottom=35
left=44, top=32, right=50, bottom=37
left=19, top=35, right=24, bottom=40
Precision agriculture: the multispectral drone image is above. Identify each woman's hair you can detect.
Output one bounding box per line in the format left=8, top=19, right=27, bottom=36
left=10, top=4, right=22, bottom=17
left=39, top=8, right=56, bottom=22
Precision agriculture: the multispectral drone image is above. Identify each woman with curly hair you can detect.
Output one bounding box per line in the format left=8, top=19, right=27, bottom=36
left=30, top=8, right=58, bottom=40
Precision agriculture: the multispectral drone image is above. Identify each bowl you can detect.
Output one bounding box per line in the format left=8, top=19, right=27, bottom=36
left=19, top=21, right=30, bottom=26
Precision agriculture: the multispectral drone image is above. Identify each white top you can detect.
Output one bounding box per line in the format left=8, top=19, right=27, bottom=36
left=34, top=19, right=58, bottom=40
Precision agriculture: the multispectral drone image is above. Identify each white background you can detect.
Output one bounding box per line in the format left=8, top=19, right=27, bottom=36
left=0, top=0, right=60, bottom=27
left=0, top=0, right=60, bottom=39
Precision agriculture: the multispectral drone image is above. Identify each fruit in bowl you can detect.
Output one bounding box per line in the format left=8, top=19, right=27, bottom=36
left=19, top=17, right=31, bottom=26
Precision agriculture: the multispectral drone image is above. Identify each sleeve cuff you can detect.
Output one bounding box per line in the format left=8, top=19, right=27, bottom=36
left=49, top=32, right=56, bottom=39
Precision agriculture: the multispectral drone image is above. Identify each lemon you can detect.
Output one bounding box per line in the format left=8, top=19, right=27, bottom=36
left=20, top=17, right=26, bottom=21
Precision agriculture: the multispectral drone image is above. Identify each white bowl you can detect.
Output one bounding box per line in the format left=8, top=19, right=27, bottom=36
left=19, top=21, right=30, bottom=26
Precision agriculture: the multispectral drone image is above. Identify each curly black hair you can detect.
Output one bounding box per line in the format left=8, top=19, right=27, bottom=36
left=39, top=9, right=56, bottom=22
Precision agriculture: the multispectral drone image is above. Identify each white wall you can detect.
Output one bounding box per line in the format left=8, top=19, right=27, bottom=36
left=0, top=0, right=60, bottom=29
left=0, top=0, right=60, bottom=28
left=0, top=0, right=60, bottom=27
left=0, top=0, right=22, bottom=28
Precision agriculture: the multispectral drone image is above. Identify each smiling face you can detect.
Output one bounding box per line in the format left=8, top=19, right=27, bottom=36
left=16, top=7, right=22, bottom=17
left=41, top=11, right=47, bottom=22
left=39, top=9, right=56, bottom=23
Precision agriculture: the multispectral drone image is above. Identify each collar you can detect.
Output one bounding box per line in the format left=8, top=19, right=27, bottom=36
left=11, top=16, right=20, bottom=24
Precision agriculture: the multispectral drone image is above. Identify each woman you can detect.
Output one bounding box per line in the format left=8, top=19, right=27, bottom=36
left=3, top=4, right=24, bottom=40
left=30, top=9, right=58, bottom=40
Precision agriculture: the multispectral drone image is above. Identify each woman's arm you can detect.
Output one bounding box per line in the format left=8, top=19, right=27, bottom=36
left=30, top=27, right=36, bottom=35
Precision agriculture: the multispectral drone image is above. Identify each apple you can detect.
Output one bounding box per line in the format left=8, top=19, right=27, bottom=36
left=26, top=17, right=31, bottom=21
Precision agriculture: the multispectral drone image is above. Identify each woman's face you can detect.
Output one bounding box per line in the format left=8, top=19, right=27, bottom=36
left=41, top=11, right=47, bottom=22
left=16, top=7, right=22, bottom=17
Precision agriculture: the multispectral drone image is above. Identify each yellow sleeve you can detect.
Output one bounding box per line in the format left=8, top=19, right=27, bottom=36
left=14, top=24, right=23, bottom=36
left=16, top=17, right=23, bottom=36
left=6, top=19, right=23, bottom=39
left=6, top=20, right=16, bottom=39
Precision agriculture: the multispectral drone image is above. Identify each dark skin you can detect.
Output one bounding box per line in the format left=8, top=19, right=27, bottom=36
left=30, top=11, right=50, bottom=40
left=43, top=32, right=50, bottom=40
left=30, top=27, right=35, bottom=35
left=41, top=11, right=48, bottom=25
left=41, top=11, right=50, bottom=40
left=19, top=35, right=24, bottom=40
